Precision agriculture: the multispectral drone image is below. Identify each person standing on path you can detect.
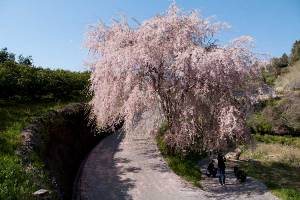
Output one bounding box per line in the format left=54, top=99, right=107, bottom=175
left=217, top=153, right=226, bottom=185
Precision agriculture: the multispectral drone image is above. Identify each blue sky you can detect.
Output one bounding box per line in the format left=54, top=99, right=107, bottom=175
left=0, top=0, right=299, bottom=71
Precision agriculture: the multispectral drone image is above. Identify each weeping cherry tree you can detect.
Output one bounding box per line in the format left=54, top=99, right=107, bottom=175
left=85, top=4, right=265, bottom=153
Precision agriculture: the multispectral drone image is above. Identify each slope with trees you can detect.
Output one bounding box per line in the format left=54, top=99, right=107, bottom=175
left=248, top=40, right=300, bottom=136
left=0, top=48, right=90, bottom=102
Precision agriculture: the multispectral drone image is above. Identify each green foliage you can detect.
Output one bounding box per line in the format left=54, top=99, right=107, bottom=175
left=281, top=53, right=289, bottom=67
left=273, top=188, right=300, bottom=200
left=0, top=60, right=90, bottom=101
left=247, top=93, right=300, bottom=136
left=18, top=55, right=33, bottom=66
left=290, top=40, right=300, bottom=65
left=253, top=134, right=300, bottom=148
left=156, top=122, right=202, bottom=187
left=0, top=155, right=36, bottom=200
left=262, top=47, right=296, bottom=86
left=0, top=48, right=90, bottom=198
left=0, top=48, right=15, bottom=63
left=263, top=53, right=289, bottom=86
left=0, top=100, right=67, bottom=199
left=262, top=68, right=277, bottom=86
left=247, top=113, right=273, bottom=134
left=272, top=54, right=289, bottom=69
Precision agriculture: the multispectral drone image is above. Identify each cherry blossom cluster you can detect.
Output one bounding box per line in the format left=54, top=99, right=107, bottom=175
left=85, top=4, right=264, bottom=152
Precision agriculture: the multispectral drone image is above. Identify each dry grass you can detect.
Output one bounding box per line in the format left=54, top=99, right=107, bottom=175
left=242, top=143, right=300, bottom=168
left=275, top=61, right=300, bottom=92
left=240, top=141, right=300, bottom=200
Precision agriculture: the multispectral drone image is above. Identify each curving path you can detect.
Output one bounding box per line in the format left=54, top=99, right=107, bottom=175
left=74, top=130, right=278, bottom=200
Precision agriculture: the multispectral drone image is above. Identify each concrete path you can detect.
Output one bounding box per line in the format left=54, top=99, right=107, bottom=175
left=74, top=130, right=278, bottom=200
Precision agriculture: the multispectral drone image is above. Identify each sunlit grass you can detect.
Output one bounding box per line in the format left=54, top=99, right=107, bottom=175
left=240, top=137, right=300, bottom=200
left=0, top=100, right=67, bottom=199
left=253, top=134, right=300, bottom=149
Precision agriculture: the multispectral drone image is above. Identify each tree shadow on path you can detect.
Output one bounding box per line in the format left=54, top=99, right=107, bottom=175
left=75, top=131, right=138, bottom=200
left=200, top=159, right=278, bottom=200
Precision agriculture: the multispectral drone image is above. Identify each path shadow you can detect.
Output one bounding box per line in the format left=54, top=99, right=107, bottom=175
left=75, top=131, right=136, bottom=200
left=238, top=159, right=300, bottom=194
left=199, top=158, right=275, bottom=200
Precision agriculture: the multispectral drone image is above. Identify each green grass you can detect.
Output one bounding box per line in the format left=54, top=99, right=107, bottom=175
left=240, top=135, right=300, bottom=200
left=156, top=122, right=202, bottom=187
left=0, top=99, right=68, bottom=200
left=239, top=159, right=300, bottom=200
left=253, top=134, right=300, bottom=148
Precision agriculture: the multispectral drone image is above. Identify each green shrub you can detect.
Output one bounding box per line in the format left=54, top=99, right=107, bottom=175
left=248, top=92, right=300, bottom=136
left=0, top=60, right=90, bottom=101
left=247, top=113, right=273, bottom=134
left=253, top=134, right=300, bottom=148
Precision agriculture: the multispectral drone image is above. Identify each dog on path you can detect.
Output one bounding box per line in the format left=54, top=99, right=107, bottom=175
left=233, top=166, right=247, bottom=183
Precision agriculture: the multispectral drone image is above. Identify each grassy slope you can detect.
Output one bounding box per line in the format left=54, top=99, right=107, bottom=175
left=156, top=123, right=202, bottom=187
left=275, top=61, right=300, bottom=92
left=244, top=60, right=300, bottom=200
left=0, top=100, right=68, bottom=200
left=240, top=134, right=300, bottom=200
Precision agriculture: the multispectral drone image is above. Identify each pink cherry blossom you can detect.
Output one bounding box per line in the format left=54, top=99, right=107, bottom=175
left=85, top=3, right=265, bottom=152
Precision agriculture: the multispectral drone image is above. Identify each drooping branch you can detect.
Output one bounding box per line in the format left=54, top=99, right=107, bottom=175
left=86, top=3, right=265, bottom=153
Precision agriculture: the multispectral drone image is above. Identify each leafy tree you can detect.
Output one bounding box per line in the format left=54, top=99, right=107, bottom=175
left=262, top=53, right=290, bottom=85
left=271, top=53, right=289, bottom=69
left=86, top=4, right=265, bottom=152
left=0, top=57, right=90, bottom=101
left=280, top=53, right=289, bottom=67
left=0, top=48, right=15, bottom=63
left=290, top=40, right=300, bottom=64
left=18, top=55, right=33, bottom=66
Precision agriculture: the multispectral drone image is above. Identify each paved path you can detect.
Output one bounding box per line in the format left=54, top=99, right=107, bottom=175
left=199, top=159, right=278, bottom=200
left=74, top=130, right=278, bottom=200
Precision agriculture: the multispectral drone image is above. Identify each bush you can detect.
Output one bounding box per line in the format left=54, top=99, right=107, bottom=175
left=247, top=93, right=300, bottom=136
left=247, top=113, right=273, bottom=134
left=253, top=134, right=300, bottom=148
left=0, top=60, right=90, bottom=101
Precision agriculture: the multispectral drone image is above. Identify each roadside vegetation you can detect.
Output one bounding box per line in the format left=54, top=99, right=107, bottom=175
left=0, top=100, right=68, bottom=199
left=0, top=48, right=90, bottom=101
left=240, top=134, right=300, bottom=200
left=156, top=122, right=203, bottom=187
left=0, top=48, right=90, bottom=199
left=247, top=92, right=299, bottom=136
left=242, top=40, right=300, bottom=200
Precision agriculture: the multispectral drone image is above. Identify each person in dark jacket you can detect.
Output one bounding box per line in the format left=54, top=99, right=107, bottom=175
left=217, top=153, right=226, bottom=185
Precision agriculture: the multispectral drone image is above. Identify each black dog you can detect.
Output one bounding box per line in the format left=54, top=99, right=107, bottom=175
left=234, top=166, right=247, bottom=183
left=207, top=160, right=217, bottom=177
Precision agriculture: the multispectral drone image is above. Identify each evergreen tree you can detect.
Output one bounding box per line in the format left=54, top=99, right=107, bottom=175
left=290, top=40, right=300, bottom=64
